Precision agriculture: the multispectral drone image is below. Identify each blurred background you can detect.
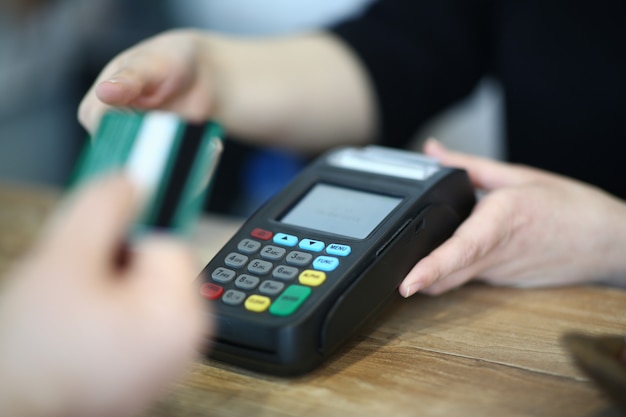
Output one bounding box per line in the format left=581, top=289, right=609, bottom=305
left=0, top=0, right=504, bottom=217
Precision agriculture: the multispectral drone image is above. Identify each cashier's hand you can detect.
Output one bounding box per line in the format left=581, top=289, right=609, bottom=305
left=78, top=29, right=375, bottom=152
left=399, top=140, right=626, bottom=297
left=0, top=174, right=209, bottom=417
left=78, top=30, right=217, bottom=131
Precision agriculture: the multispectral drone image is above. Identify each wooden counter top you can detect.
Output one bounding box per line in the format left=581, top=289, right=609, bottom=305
left=1, top=182, right=624, bottom=417
left=0, top=181, right=59, bottom=277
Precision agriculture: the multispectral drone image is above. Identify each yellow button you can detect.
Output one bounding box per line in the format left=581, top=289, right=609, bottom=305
left=244, top=295, right=271, bottom=312
left=299, top=269, right=326, bottom=287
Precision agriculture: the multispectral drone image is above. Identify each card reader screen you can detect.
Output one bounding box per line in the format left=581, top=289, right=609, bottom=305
left=280, top=183, right=402, bottom=239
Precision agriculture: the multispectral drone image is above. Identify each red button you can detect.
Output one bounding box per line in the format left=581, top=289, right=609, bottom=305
left=251, top=228, right=273, bottom=240
left=201, top=283, right=224, bottom=300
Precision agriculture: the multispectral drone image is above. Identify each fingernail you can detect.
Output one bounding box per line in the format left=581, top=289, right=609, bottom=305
left=403, top=285, right=411, bottom=298
left=403, top=284, right=419, bottom=298
left=105, top=76, right=133, bottom=86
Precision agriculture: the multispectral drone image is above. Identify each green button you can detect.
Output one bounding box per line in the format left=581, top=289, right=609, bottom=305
left=269, top=285, right=312, bottom=317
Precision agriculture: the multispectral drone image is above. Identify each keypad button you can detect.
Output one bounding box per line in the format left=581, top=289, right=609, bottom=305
left=313, top=256, right=339, bottom=272
left=247, top=259, right=273, bottom=275
left=270, top=285, right=312, bottom=316
left=298, top=239, right=325, bottom=252
left=259, top=280, right=285, bottom=296
left=245, top=295, right=271, bottom=313
left=214, top=231, right=348, bottom=315
left=211, top=267, right=236, bottom=283
left=237, top=239, right=261, bottom=254
left=259, top=245, right=286, bottom=261
left=273, top=233, right=298, bottom=247
left=235, top=274, right=260, bottom=290
left=272, top=265, right=299, bottom=280
left=251, top=228, right=273, bottom=240
left=285, top=251, right=313, bottom=267
left=222, top=289, right=246, bottom=306
left=299, top=269, right=327, bottom=287
left=200, top=283, right=224, bottom=300
left=326, top=243, right=351, bottom=257
left=224, top=252, right=248, bottom=269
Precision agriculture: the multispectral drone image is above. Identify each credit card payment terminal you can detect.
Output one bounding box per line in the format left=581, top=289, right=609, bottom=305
left=199, top=145, right=475, bottom=375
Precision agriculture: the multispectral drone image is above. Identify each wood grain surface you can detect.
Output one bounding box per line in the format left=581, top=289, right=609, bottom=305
left=1, top=182, right=625, bottom=417
left=0, top=181, right=59, bottom=277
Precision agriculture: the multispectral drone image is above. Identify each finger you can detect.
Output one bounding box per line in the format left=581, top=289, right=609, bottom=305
left=77, top=82, right=115, bottom=134
left=398, top=194, right=514, bottom=297
left=41, top=173, right=141, bottom=271
left=398, top=235, right=483, bottom=298
left=418, top=266, right=479, bottom=295
left=78, top=68, right=158, bottom=132
left=125, top=235, right=211, bottom=351
left=95, top=78, right=143, bottom=106
left=423, top=139, right=542, bottom=190
left=78, top=50, right=176, bottom=133
left=77, top=77, right=140, bottom=134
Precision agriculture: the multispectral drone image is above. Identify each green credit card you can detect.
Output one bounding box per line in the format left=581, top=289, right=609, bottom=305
left=72, top=110, right=223, bottom=235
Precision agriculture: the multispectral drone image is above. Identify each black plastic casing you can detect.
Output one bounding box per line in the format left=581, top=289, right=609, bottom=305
left=199, top=147, right=476, bottom=376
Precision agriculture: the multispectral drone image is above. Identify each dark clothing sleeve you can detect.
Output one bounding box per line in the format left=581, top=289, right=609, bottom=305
left=331, top=0, right=492, bottom=148
left=330, top=0, right=626, bottom=200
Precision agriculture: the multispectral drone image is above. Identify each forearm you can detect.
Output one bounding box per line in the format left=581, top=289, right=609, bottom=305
left=201, top=31, right=378, bottom=153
